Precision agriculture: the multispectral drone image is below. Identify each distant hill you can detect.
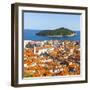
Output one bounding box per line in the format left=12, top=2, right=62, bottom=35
left=36, top=27, right=76, bottom=37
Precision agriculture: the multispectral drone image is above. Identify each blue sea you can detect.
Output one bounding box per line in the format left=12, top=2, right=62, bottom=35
left=24, top=30, right=80, bottom=41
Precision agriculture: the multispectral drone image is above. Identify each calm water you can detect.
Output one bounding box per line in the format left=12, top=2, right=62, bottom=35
left=24, top=30, right=80, bottom=41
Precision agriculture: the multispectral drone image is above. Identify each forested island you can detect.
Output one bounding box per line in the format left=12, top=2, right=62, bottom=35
left=36, top=27, right=76, bottom=37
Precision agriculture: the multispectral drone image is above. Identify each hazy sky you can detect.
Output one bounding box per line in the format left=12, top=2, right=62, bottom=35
left=24, top=12, right=80, bottom=31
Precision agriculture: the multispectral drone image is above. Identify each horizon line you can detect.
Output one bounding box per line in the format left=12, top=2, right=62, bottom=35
left=24, top=28, right=80, bottom=31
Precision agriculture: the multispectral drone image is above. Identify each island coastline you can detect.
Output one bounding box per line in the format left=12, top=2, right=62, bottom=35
left=46, top=33, right=76, bottom=37
left=36, top=27, right=76, bottom=37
